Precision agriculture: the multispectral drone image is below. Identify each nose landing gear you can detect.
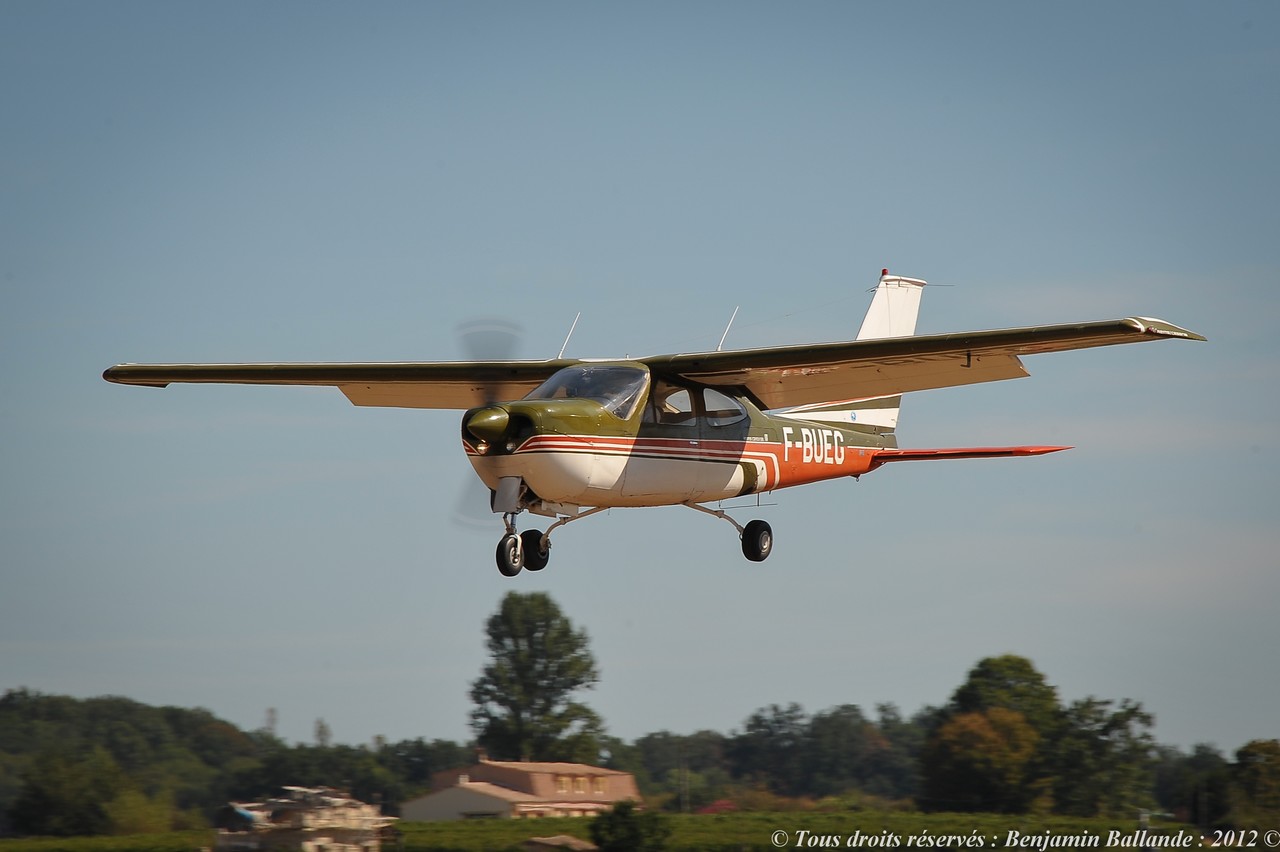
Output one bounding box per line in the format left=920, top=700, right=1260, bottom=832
left=495, top=513, right=536, bottom=577
left=491, top=506, right=610, bottom=577
left=496, top=531, right=523, bottom=577
left=494, top=511, right=551, bottom=576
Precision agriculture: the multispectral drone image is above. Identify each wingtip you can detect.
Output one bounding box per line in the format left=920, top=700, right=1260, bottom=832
left=102, top=365, right=169, bottom=388
left=1129, top=317, right=1207, bottom=342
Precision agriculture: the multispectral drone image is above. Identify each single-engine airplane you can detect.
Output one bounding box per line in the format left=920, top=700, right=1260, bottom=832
left=104, top=270, right=1204, bottom=576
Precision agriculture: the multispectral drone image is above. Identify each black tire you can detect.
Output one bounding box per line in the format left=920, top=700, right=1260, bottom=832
left=521, top=529, right=550, bottom=572
left=741, top=519, right=773, bottom=562
left=496, top=533, right=523, bottom=577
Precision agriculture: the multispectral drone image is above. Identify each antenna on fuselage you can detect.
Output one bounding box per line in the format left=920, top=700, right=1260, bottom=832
left=558, top=312, right=581, bottom=359
left=717, top=306, right=740, bottom=352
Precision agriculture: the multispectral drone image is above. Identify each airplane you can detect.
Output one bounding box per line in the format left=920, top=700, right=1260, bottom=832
left=104, top=270, right=1204, bottom=577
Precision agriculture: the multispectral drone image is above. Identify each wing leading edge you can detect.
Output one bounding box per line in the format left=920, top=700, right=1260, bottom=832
left=102, top=360, right=575, bottom=410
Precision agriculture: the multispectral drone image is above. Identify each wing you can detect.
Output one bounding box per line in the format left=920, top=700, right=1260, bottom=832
left=640, top=316, right=1204, bottom=410
left=102, top=360, right=575, bottom=409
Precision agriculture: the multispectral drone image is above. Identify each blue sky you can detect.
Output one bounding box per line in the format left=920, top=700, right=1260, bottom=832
left=3, top=1, right=1277, bottom=757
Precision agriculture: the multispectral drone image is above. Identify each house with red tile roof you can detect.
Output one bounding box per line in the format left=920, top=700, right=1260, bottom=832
left=400, top=756, right=640, bottom=821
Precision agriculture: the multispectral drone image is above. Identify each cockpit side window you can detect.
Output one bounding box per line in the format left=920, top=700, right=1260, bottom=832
left=643, top=382, right=696, bottom=426
left=702, top=388, right=747, bottom=427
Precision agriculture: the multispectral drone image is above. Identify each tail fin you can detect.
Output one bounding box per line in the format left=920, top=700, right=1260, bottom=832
left=857, top=269, right=927, bottom=340
left=781, top=270, right=926, bottom=435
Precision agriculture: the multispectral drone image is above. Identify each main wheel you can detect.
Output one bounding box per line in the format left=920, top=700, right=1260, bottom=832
left=521, top=529, right=550, bottom=572
left=496, top=533, right=524, bottom=576
left=741, top=519, right=773, bottom=562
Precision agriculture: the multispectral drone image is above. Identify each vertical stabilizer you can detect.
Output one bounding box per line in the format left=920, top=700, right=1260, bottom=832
left=780, top=270, right=926, bottom=435
left=856, top=269, right=927, bottom=340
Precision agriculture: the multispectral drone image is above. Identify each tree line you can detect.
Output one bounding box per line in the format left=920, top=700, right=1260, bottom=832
left=2, top=593, right=1276, bottom=837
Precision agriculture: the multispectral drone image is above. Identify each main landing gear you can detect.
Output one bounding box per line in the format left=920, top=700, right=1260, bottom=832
left=492, top=504, right=774, bottom=577
left=684, top=503, right=773, bottom=562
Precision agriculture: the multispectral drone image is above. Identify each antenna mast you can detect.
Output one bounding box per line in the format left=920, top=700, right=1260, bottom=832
left=558, top=312, right=581, bottom=359
left=717, top=306, right=740, bottom=352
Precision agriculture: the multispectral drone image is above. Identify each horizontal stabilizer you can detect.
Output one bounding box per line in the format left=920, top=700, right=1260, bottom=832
left=869, top=445, right=1070, bottom=472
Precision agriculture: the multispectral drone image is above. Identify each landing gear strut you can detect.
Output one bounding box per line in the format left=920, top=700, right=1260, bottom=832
left=493, top=503, right=774, bottom=576
left=684, top=503, right=774, bottom=562
left=496, top=514, right=524, bottom=577
left=494, top=511, right=552, bottom=577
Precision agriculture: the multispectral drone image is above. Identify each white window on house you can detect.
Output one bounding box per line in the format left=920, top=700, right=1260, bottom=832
left=574, top=776, right=587, bottom=794
left=556, top=775, right=570, bottom=794
left=593, top=777, right=606, bottom=796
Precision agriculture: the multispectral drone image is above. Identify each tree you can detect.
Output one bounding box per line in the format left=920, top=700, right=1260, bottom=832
left=868, top=703, right=932, bottom=800
left=803, top=704, right=877, bottom=797
left=8, top=746, right=125, bottom=836
left=1153, top=743, right=1229, bottom=827
left=920, top=707, right=1040, bottom=813
left=469, top=592, right=603, bottom=762
left=1050, top=697, right=1155, bottom=817
left=951, top=655, right=1061, bottom=737
left=1230, top=739, right=1280, bottom=829
left=589, top=799, right=671, bottom=852
left=727, top=703, right=810, bottom=796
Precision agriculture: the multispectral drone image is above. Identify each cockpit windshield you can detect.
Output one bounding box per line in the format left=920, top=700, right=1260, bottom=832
left=524, top=365, right=649, bottom=420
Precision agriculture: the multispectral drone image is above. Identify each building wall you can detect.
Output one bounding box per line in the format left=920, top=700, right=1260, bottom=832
left=433, top=762, right=641, bottom=805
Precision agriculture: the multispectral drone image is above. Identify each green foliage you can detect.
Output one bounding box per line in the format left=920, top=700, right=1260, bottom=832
left=589, top=800, right=672, bottom=852
left=950, top=655, right=1061, bottom=737
left=920, top=708, right=1039, bottom=813
left=0, top=688, right=262, bottom=836
left=0, top=830, right=211, bottom=852
left=920, top=655, right=1159, bottom=818
left=101, top=790, right=173, bottom=836
left=1228, top=739, right=1280, bottom=829
left=8, top=747, right=123, bottom=836
left=0, top=814, right=1201, bottom=852
left=468, top=591, right=603, bottom=762
left=0, top=645, right=1268, bottom=839
left=1153, top=743, right=1230, bottom=827
left=1051, top=698, right=1155, bottom=817
left=0, top=689, right=470, bottom=835
left=390, top=812, right=1197, bottom=852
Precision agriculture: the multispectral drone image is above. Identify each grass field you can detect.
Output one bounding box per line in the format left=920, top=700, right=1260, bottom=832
left=0, top=812, right=1200, bottom=852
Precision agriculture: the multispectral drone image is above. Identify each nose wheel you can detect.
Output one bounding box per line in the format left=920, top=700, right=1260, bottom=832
left=496, top=532, right=523, bottom=577
left=521, top=529, right=549, bottom=571
left=494, top=514, right=552, bottom=577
